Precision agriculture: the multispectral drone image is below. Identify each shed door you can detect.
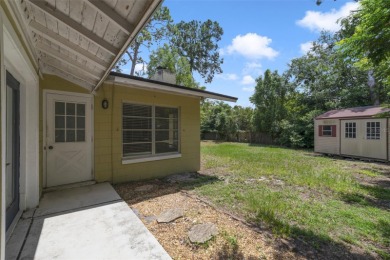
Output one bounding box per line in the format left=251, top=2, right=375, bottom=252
left=341, top=119, right=387, bottom=160
left=45, top=93, right=93, bottom=187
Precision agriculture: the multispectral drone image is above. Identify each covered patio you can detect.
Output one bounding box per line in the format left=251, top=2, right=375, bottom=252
left=6, top=183, right=171, bottom=260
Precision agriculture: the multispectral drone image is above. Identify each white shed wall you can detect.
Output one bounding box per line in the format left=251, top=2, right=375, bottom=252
left=340, top=118, right=387, bottom=160
left=314, top=119, right=340, bottom=155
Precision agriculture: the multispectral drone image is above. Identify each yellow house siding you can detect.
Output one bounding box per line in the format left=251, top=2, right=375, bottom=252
left=38, top=77, right=201, bottom=187
left=39, top=74, right=89, bottom=192
left=95, top=83, right=201, bottom=183
left=94, top=83, right=113, bottom=183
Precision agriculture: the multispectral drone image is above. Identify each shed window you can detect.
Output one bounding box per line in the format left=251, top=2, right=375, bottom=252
left=319, top=125, right=336, bottom=137
left=366, top=122, right=380, bottom=140
left=122, top=103, right=179, bottom=158
left=322, top=126, right=332, bottom=136
left=345, top=122, right=356, bottom=138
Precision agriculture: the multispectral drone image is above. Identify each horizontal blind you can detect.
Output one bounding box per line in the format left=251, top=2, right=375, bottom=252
left=122, top=104, right=152, bottom=157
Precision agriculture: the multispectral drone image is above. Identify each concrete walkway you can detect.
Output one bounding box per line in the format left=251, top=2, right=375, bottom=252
left=6, top=183, right=171, bottom=260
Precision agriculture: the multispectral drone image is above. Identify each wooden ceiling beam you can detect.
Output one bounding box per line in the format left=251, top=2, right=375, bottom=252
left=41, top=56, right=97, bottom=86
left=29, top=20, right=109, bottom=71
left=36, top=42, right=102, bottom=81
left=43, top=65, right=94, bottom=91
left=86, top=0, right=135, bottom=35
left=28, top=0, right=118, bottom=56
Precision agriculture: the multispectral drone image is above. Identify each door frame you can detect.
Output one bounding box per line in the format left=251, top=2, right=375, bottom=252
left=43, top=90, right=94, bottom=188
left=5, top=71, right=20, bottom=231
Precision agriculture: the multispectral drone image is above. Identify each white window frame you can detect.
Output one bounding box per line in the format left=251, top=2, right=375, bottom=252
left=322, top=125, right=333, bottom=136
left=366, top=121, right=381, bottom=140
left=122, top=102, right=181, bottom=164
left=345, top=122, right=356, bottom=139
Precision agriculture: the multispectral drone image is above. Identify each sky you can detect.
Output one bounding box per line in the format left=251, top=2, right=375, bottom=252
left=121, top=0, right=360, bottom=107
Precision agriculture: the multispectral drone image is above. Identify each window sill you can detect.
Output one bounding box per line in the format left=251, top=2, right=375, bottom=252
left=122, top=153, right=182, bottom=165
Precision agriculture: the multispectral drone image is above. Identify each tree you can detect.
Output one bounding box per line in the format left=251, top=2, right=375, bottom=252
left=250, top=70, right=289, bottom=139
left=200, top=101, right=254, bottom=140
left=288, top=32, right=374, bottom=108
left=338, top=0, right=390, bottom=88
left=277, top=31, right=385, bottom=147
left=201, top=101, right=237, bottom=139
left=169, top=20, right=224, bottom=83
left=147, top=44, right=200, bottom=88
left=114, top=6, right=172, bottom=75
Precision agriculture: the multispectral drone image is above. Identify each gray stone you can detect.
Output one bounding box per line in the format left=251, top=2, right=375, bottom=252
left=157, top=208, right=184, bottom=223
left=134, top=184, right=155, bottom=192
left=144, top=215, right=157, bottom=224
left=188, top=223, right=218, bottom=243
left=131, top=208, right=141, bottom=218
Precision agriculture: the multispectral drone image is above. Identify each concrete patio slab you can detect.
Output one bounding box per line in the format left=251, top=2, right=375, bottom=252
left=6, top=183, right=171, bottom=260
left=34, top=182, right=121, bottom=217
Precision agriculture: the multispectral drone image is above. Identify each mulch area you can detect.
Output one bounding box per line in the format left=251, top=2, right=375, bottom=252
left=114, top=177, right=310, bottom=260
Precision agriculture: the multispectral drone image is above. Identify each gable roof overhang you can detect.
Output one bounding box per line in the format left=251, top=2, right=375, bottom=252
left=5, top=0, right=162, bottom=92
left=106, top=72, right=238, bottom=102
left=316, top=106, right=390, bottom=120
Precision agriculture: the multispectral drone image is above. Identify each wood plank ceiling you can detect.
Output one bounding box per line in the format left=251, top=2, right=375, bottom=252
left=12, top=0, right=162, bottom=91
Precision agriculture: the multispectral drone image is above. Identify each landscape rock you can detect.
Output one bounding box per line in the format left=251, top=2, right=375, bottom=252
left=131, top=208, right=141, bottom=218
left=144, top=215, right=157, bottom=224
left=134, top=184, right=155, bottom=192
left=188, top=223, right=218, bottom=243
left=157, top=208, right=184, bottom=223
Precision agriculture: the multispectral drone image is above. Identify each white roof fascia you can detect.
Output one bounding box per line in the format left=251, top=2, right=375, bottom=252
left=106, top=76, right=237, bottom=102
left=92, top=0, right=164, bottom=94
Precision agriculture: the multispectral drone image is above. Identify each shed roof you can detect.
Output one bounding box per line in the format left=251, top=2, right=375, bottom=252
left=316, top=106, right=390, bottom=119
left=106, top=72, right=238, bottom=102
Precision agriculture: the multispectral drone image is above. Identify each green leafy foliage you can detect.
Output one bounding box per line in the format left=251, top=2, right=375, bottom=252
left=250, top=69, right=290, bottom=139
left=201, top=101, right=254, bottom=139
left=338, top=0, right=390, bottom=87
left=247, top=31, right=385, bottom=147
left=115, top=6, right=172, bottom=76
left=147, top=44, right=200, bottom=88
left=169, top=20, right=224, bottom=83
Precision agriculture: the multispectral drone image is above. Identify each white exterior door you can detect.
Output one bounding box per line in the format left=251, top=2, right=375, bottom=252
left=45, top=92, right=93, bottom=187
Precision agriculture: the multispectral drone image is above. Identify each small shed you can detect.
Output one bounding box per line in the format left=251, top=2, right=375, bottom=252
left=314, top=106, right=390, bottom=161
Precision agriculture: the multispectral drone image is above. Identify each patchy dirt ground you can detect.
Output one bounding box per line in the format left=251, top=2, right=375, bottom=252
left=115, top=177, right=322, bottom=260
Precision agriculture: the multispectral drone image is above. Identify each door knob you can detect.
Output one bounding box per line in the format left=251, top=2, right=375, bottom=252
left=48, top=146, right=54, bottom=150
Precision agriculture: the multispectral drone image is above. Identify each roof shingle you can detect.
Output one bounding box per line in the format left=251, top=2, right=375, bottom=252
left=316, top=106, right=390, bottom=119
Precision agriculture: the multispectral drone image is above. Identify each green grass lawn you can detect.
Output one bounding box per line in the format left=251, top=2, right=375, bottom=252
left=195, top=141, right=390, bottom=258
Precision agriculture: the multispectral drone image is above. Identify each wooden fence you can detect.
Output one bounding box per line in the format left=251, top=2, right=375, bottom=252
left=201, top=131, right=273, bottom=145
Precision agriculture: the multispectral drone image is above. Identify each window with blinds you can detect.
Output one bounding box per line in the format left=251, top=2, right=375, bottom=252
left=122, top=103, right=179, bottom=158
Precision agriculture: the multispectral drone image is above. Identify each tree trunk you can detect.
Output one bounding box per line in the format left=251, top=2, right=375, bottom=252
left=367, top=70, right=380, bottom=105
left=130, top=41, right=141, bottom=75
